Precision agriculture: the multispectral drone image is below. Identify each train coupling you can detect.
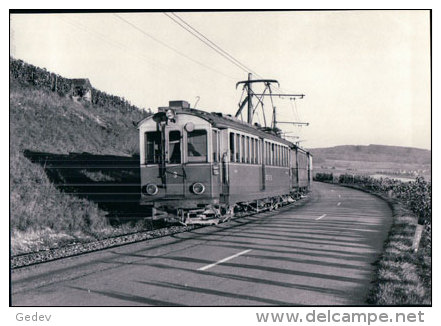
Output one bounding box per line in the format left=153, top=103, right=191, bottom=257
left=177, top=207, right=221, bottom=225
left=150, top=207, right=221, bottom=226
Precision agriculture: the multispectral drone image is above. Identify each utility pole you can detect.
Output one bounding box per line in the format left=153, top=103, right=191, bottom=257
left=272, top=106, right=276, bottom=129
left=247, top=73, right=253, bottom=124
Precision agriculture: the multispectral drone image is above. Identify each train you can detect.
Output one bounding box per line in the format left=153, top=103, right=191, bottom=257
left=137, top=100, right=312, bottom=225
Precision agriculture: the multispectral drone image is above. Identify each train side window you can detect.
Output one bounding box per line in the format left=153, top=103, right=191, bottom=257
left=251, top=138, right=255, bottom=164
left=235, top=133, right=240, bottom=162
left=281, top=147, right=283, bottom=166
left=271, top=143, right=274, bottom=166
left=259, top=140, right=262, bottom=164
left=212, top=130, right=219, bottom=162
left=246, top=136, right=250, bottom=163
left=169, top=130, right=181, bottom=164
left=266, top=142, right=270, bottom=165
left=268, top=143, right=271, bottom=165
left=283, top=148, right=285, bottom=166
left=258, top=139, right=261, bottom=164
left=229, top=133, right=235, bottom=162
left=279, top=145, right=281, bottom=166
left=264, top=142, right=268, bottom=165
left=285, top=147, right=287, bottom=166
left=282, top=147, right=285, bottom=166
left=145, top=131, right=161, bottom=164
left=265, top=142, right=268, bottom=165
left=241, top=135, right=245, bottom=163
left=243, top=136, right=246, bottom=163
left=255, top=139, right=258, bottom=164
left=280, top=146, right=283, bottom=166
left=281, top=146, right=283, bottom=166
left=283, top=147, right=286, bottom=166
left=187, top=129, right=207, bottom=163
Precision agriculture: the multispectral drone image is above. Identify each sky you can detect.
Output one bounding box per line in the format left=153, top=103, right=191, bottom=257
left=10, top=10, right=431, bottom=150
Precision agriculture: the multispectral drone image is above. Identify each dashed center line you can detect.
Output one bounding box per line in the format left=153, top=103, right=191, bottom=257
left=198, top=249, right=252, bottom=271
left=316, top=214, right=327, bottom=220
left=337, top=202, right=341, bottom=206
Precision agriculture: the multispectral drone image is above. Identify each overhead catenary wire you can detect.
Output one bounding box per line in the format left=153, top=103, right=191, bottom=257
left=57, top=13, right=307, bottom=138
left=162, top=11, right=305, bottom=131
left=164, top=12, right=263, bottom=79
left=113, top=13, right=237, bottom=81
left=57, top=16, right=171, bottom=75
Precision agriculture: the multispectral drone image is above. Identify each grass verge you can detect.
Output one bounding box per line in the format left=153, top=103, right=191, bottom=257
left=366, top=199, right=431, bottom=305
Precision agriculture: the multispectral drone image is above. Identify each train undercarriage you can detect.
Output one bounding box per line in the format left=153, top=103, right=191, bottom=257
left=150, top=190, right=308, bottom=226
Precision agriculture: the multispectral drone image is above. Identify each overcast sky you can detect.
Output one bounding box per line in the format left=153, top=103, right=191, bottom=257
left=10, top=10, right=431, bottom=150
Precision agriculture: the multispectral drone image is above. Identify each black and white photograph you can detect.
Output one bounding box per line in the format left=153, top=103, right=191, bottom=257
left=7, top=7, right=435, bottom=325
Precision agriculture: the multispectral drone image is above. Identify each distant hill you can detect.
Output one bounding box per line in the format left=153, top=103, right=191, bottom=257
left=309, top=144, right=431, bottom=165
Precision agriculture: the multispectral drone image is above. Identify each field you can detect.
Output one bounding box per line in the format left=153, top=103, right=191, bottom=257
left=310, top=145, right=431, bottom=181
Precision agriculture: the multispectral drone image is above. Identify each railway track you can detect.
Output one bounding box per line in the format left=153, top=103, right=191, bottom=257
left=11, top=195, right=310, bottom=270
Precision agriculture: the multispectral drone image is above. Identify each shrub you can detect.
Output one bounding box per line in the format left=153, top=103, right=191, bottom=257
left=313, top=172, right=333, bottom=182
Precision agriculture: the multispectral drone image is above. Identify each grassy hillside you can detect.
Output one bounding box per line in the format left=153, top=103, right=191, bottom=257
left=10, top=75, right=148, bottom=254
left=309, top=144, right=431, bottom=180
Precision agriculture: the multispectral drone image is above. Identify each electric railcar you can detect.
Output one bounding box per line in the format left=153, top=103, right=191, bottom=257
left=138, top=100, right=312, bottom=224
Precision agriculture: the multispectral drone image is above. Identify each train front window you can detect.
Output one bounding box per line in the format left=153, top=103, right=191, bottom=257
left=168, top=130, right=181, bottom=164
left=187, top=129, right=207, bottom=163
left=145, top=131, right=161, bottom=164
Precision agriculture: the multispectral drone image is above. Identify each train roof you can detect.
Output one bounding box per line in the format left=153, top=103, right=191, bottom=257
left=138, top=104, right=310, bottom=153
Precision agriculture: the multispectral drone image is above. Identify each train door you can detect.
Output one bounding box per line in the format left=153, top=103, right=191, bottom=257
left=308, top=153, right=313, bottom=188
left=211, top=129, right=222, bottom=198
left=165, top=128, right=185, bottom=197
left=220, top=130, right=231, bottom=203
left=260, top=137, right=265, bottom=190
left=291, top=147, right=299, bottom=189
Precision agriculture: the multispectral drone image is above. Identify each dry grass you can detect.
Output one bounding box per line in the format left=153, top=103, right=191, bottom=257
left=10, top=77, right=148, bottom=255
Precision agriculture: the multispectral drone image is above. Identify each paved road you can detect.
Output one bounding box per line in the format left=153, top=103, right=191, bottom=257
left=11, top=182, right=392, bottom=306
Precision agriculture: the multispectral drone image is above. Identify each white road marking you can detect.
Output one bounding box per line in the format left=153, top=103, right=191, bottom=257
left=338, top=194, right=341, bottom=198
left=337, top=202, right=341, bottom=206
left=316, top=214, right=327, bottom=220
left=198, top=249, right=252, bottom=271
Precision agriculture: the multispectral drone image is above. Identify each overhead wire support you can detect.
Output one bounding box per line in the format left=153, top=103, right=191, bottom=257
left=276, top=121, right=309, bottom=126
left=253, top=93, right=305, bottom=98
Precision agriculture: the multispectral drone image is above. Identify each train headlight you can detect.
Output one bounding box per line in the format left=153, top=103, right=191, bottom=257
left=165, top=109, right=176, bottom=120
left=184, top=122, right=194, bottom=132
left=143, top=183, right=159, bottom=196
left=191, top=182, right=205, bottom=195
